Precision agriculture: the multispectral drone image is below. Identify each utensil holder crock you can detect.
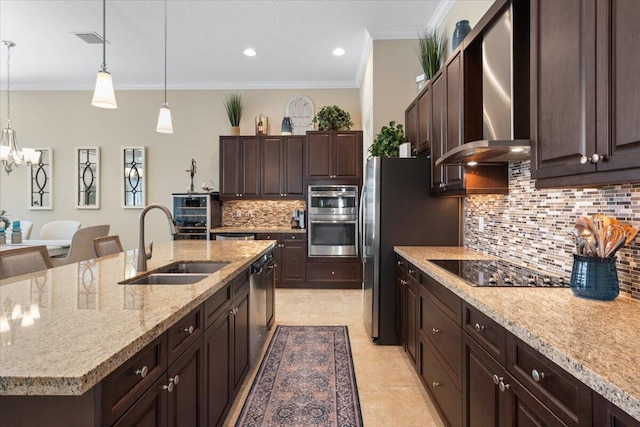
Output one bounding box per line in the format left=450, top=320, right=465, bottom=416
left=569, top=255, right=619, bottom=301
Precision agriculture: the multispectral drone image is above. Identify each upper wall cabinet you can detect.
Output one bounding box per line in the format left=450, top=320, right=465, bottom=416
left=531, top=0, right=640, bottom=188
left=405, top=85, right=431, bottom=155
left=262, top=136, right=305, bottom=199
left=219, top=136, right=260, bottom=199
left=305, top=131, right=363, bottom=185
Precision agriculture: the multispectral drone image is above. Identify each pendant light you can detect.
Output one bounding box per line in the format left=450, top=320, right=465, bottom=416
left=156, top=0, right=173, bottom=133
left=0, top=41, right=41, bottom=175
left=91, top=0, right=117, bottom=109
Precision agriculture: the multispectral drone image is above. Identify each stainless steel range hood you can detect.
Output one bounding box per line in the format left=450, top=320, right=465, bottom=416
left=437, top=6, right=530, bottom=166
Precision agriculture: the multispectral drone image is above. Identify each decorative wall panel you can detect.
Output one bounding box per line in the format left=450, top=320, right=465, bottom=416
left=29, top=148, right=53, bottom=210
left=75, top=147, right=100, bottom=209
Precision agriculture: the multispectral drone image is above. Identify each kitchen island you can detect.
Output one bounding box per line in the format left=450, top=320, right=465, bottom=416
left=0, top=240, right=275, bottom=425
left=395, top=246, right=640, bottom=423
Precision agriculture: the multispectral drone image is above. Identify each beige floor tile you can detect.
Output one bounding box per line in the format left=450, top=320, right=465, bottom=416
left=224, top=288, right=445, bottom=427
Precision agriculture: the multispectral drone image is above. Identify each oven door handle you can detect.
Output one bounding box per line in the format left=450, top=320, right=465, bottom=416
left=308, top=219, right=357, bottom=224
left=358, top=186, right=364, bottom=259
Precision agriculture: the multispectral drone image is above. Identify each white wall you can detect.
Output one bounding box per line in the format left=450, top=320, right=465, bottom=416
left=0, top=89, right=360, bottom=249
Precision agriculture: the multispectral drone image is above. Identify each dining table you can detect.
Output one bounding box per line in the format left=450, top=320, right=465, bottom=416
left=0, top=239, right=72, bottom=258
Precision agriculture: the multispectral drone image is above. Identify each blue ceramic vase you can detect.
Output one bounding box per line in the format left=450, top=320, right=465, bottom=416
left=452, top=20, right=471, bottom=50
left=281, top=117, right=293, bottom=135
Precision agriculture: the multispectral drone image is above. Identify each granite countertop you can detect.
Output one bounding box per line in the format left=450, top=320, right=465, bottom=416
left=0, top=240, right=276, bottom=396
left=394, top=246, right=640, bottom=421
left=210, top=226, right=307, bottom=234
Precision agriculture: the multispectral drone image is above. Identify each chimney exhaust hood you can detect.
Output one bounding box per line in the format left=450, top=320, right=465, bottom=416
left=436, top=5, right=530, bottom=167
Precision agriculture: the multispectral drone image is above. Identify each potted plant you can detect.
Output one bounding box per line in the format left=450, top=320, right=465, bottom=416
left=312, top=105, right=353, bottom=131
left=416, top=29, right=446, bottom=91
left=367, top=121, right=408, bottom=158
left=223, top=93, right=243, bottom=135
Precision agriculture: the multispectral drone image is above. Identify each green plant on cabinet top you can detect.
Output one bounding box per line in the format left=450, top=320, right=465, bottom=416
left=223, top=93, right=243, bottom=126
left=417, top=29, right=446, bottom=80
left=368, top=121, right=408, bottom=159
left=312, top=105, right=353, bottom=131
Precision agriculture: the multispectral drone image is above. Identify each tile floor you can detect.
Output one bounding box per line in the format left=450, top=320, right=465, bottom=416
left=225, top=288, right=445, bottom=426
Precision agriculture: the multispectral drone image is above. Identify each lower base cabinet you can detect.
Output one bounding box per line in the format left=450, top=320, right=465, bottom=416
left=205, top=307, right=232, bottom=427
left=305, top=259, right=362, bottom=289
left=395, top=255, right=640, bottom=427
left=256, top=233, right=306, bottom=288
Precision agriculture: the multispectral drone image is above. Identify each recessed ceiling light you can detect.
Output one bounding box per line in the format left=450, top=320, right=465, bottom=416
left=333, top=48, right=345, bottom=56
left=243, top=48, right=256, bottom=57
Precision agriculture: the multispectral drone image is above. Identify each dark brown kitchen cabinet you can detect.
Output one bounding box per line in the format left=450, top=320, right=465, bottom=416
left=305, top=131, right=363, bottom=184
left=531, top=0, right=640, bottom=188
left=417, top=85, right=432, bottom=153
left=430, top=71, right=447, bottom=191
left=113, top=376, right=167, bottom=427
left=262, top=136, right=305, bottom=198
left=257, top=233, right=306, bottom=288
left=166, top=338, right=205, bottom=427
left=396, top=258, right=419, bottom=367
left=232, top=287, right=250, bottom=393
left=204, top=310, right=232, bottom=427
left=305, top=258, right=362, bottom=289
left=593, top=392, right=640, bottom=427
left=405, top=99, right=419, bottom=153
left=219, top=136, right=260, bottom=199
left=396, top=271, right=406, bottom=345
left=444, top=51, right=464, bottom=190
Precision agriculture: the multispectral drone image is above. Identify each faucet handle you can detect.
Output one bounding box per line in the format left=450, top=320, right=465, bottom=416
left=146, top=241, right=154, bottom=260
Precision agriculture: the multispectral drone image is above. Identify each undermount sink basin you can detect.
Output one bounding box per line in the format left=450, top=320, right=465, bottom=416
left=156, top=261, right=230, bottom=274
left=123, top=273, right=210, bottom=285
left=119, top=261, right=230, bottom=285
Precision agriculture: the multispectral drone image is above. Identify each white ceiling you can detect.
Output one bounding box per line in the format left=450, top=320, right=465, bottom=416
left=0, top=0, right=449, bottom=91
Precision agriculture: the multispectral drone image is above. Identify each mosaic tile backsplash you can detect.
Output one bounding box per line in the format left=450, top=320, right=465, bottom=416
left=463, top=161, right=640, bottom=300
left=222, top=200, right=306, bottom=227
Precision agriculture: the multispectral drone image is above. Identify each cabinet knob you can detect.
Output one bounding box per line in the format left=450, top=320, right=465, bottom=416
left=230, top=307, right=238, bottom=315
left=432, top=381, right=440, bottom=387
left=397, top=260, right=404, bottom=266
left=135, top=366, right=148, bottom=378
left=474, top=323, right=486, bottom=333
left=401, top=279, right=407, bottom=285
left=332, top=271, right=335, bottom=275
left=492, top=374, right=500, bottom=385
left=182, top=325, right=194, bottom=334
left=291, top=236, right=295, bottom=239
left=439, top=182, right=446, bottom=188
left=408, top=268, right=414, bottom=274
left=162, top=375, right=179, bottom=392
left=499, top=379, right=510, bottom=392
left=580, top=153, right=607, bottom=164
left=432, top=328, right=440, bottom=334
left=531, top=369, right=545, bottom=382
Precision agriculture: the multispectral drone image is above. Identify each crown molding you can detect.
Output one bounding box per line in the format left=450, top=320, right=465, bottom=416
left=427, top=0, right=455, bottom=31
left=355, top=30, right=373, bottom=88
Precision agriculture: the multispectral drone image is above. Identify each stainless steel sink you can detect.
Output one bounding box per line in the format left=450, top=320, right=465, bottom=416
left=119, top=261, right=230, bottom=285
left=156, top=261, right=230, bottom=274
left=123, top=273, right=210, bottom=285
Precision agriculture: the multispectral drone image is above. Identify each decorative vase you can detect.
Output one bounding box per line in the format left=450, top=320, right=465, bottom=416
left=452, top=20, right=471, bottom=50
left=281, top=117, right=293, bottom=135
left=231, top=126, right=240, bottom=136
left=569, top=255, right=619, bottom=301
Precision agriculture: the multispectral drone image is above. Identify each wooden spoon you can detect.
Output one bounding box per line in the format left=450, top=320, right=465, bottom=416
left=604, top=225, right=625, bottom=258
left=622, top=224, right=639, bottom=247
left=589, top=214, right=611, bottom=257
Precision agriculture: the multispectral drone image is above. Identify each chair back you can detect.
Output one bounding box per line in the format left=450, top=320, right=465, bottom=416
left=50, top=225, right=110, bottom=267
left=10, top=220, right=34, bottom=239
left=94, top=235, right=124, bottom=257
left=0, top=246, right=53, bottom=280
left=40, top=220, right=81, bottom=240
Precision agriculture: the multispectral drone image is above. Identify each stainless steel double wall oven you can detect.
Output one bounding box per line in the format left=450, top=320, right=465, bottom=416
left=307, top=185, right=358, bottom=257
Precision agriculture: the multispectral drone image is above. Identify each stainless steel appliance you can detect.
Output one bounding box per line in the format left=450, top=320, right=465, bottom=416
left=249, top=251, right=274, bottom=366
left=362, top=157, right=461, bottom=344
left=308, top=185, right=358, bottom=257
left=428, top=259, right=569, bottom=287
left=172, top=192, right=222, bottom=240
left=292, top=209, right=306, bottom=229
left=215, top=233, right=255, bottom=240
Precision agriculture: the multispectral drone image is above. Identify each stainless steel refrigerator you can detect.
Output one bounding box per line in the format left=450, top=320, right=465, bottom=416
left=362, top=156, right=461, bottom=344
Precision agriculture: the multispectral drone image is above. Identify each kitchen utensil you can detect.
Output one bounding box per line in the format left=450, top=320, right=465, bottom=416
left=589, top=214, right=611, bottom=257
left=576, top=216, right=591, bottom=233
left=569, top=230, right=584, bottom=255
left=604, top=225, right=625, bottom=258
left=585, top=234, right=598, bottom=257
left=622, top=224, right=638, bottom=246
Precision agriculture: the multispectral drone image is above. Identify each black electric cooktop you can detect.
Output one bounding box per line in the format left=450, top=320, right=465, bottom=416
left=428, top=259, right=569, bottom=288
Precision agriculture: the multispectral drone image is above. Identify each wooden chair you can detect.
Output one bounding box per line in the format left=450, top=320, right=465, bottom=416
left=50, top=225, right=110, bottom=267
left=0, top=245, right=53, bottom=280
left=94, top=235, right=124, bottom=257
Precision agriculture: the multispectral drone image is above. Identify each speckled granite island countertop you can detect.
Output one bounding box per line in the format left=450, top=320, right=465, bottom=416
left=0, top=240, right=276, bottom=396
left=210, top=226, right=306, bottom=234
left=395, top=246, right=640, bottom=421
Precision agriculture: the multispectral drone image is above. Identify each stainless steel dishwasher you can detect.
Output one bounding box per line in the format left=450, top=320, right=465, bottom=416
left=215, top=233, right=256, bottom=240
left=249, top=251, right=273, bottom=366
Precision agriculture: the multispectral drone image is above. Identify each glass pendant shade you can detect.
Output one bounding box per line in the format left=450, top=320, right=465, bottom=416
left=1, top=126, right=40, bottom=173
left=156, top=104, right=173, bottom=134
left=92, top=70, right=117, bottom=109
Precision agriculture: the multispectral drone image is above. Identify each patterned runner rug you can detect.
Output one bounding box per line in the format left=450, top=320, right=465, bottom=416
left=235, top=325, right=363, bottom=427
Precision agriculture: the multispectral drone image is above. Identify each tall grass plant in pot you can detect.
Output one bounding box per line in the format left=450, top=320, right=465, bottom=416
left=223, top=93, right=243, bottom=135
left=416, top=29, right=446, bottom=90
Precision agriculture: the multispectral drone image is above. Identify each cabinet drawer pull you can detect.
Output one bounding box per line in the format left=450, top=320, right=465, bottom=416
left=182, top=325, right=194, bottom=334
left=291, top=236, right=295, bottom=239
left=397, top=260, right=404, bottom=266
left=400, top=279, right=407, bottom=285
left=331, top=271, right=335, bottom=275
left=474, top=323, right=486, bottom=333
left=162, top=375, right=179, bottom=392
left=432, top=328, right=440, bottom=334
left=230, top=307, right=238, bottom=315
left=531, top=369, right=545, bottom=382
left=492, top=374, right=500, bottom=385
left=432, top=381, right=440, bottom=387
left=499, top=379, right=510, bottom=392
left=408, top=268, right=415, bottom=274
left=267, top=264, right=275, bottom=270
left=135, top=366, right=148, bottom=378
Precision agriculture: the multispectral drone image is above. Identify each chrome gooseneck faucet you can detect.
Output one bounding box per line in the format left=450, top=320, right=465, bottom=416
left=137, top=204, right=178, bottom=271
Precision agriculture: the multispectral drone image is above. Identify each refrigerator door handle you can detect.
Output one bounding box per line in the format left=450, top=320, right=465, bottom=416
left=358, top=185, right=365, bottom=262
